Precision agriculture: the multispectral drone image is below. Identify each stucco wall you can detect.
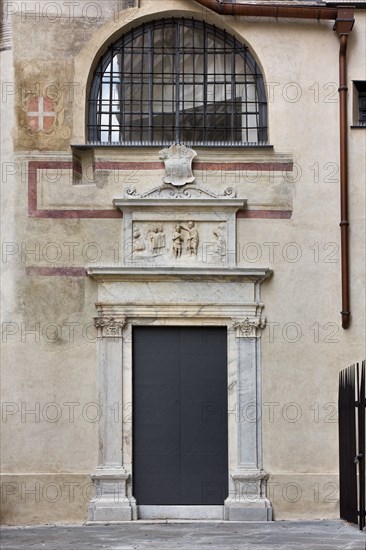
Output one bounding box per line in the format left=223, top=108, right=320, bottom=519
left=1, top=0, right=365, bottom=523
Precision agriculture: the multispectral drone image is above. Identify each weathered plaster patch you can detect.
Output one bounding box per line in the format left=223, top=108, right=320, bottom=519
left=19, top=277, right=85, bottom=335
left=13, top=16, right=106, bottom=60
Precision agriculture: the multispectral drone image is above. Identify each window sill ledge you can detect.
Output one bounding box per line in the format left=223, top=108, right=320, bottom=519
left=71, top=143, right=274, bottom=151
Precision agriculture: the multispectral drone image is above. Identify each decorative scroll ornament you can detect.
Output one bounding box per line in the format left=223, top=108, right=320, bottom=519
left=233, top=317, right=266, bottom=338
left=94, top=317, right=126, bottom=338
left=159, top=144, right=197, bottom=187
left=125, top=184, right=236, bottom=200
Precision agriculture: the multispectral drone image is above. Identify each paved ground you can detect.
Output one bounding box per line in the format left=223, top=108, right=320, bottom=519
left=1, top=521, right=365, bottom=550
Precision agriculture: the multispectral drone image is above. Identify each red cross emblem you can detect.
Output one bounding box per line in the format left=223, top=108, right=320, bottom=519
left=26, top=96, right=56, bottom=132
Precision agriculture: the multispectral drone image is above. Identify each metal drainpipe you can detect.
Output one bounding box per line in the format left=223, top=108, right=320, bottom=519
left=334, top=9, right=355, bottom=329
left=194, top=1, right=355, bottom=329
left=194, top=0, right=338, bottom=19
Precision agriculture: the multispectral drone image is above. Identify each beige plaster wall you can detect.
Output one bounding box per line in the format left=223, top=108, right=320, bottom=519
left=1, top=0, right=365, bottom=523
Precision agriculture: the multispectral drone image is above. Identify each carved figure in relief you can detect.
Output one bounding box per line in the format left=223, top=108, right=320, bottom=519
left=181, top=221, right=199, bottom=257
left=132, top=227, right=146, bottom=253
left=148, top=226, right=166, bottom=255
left=157, top=225, right=166, bottom=249
left=172, top=226, right=184, bottom=259
left=213, top=222, right=226, bottom=258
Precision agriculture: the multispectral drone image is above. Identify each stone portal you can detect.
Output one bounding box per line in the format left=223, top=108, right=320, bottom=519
left=87, top=148, right=273, bottom=521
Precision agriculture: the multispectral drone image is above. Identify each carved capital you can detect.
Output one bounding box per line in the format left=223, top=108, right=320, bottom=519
left=233, top=317, right=266, bottom=338
left=94, top=317, right=126, bottom=338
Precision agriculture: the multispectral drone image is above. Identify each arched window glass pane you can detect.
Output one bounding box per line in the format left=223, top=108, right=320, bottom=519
left=88, top=18, right=268, bottom=146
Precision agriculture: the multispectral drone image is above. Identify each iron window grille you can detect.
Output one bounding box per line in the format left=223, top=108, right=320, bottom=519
left=88, top=18, right=268, bottom=146
left=353, top=81, right=366, bottom=126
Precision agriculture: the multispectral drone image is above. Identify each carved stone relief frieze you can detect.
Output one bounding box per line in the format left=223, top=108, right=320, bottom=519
left=129, top=221, right=227, bottom=264
left=113, top=145, right=247, bottom=268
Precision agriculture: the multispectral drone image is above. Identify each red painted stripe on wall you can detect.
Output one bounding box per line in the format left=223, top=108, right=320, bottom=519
left=30, top=209, right=122, bottom=219
left=94, top=161, right=293, bottom=172
left=28, top=161, right=293, bottom=219
left=26, top=266, right=88, bottom=277
left=197, top=162, right=293, bottom=172
left=238, top=210, right=292, bottom=219
left=94, top=161, right=164, bottom=171
left=28, top=161, right=122, bottom=218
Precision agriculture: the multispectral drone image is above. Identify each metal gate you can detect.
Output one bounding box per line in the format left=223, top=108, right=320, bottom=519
left=339, top=360, right=365, bottom=529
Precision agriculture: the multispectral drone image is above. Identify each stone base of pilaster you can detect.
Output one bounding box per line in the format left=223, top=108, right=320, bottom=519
left=224, top=469, right=272, bottom=521
left=87, top=469, right=137, bottom=522
left=224, top=501, right=272, bottom=521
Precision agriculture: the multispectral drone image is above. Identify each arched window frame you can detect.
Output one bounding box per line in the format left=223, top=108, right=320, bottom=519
left=88, top=18, right=268, bottom=146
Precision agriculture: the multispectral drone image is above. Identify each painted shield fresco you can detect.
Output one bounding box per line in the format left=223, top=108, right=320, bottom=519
left=26, top=96, right=56, bottom=133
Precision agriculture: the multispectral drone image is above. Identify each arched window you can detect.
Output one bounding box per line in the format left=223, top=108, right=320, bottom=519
left=88, top=18, right=267, bottom=146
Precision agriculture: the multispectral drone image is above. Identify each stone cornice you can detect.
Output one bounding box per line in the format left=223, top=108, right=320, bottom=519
left=88, top=267, right=273, bottom=283
left=113, top=198, right=246, bottom=211
left=95, top=303, right=265, bottom=321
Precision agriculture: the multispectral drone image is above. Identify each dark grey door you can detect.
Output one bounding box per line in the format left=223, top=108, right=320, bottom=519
left=133, top=326, right=228, bottom=505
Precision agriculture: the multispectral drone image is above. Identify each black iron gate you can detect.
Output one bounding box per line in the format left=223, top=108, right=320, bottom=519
left=339, top=360, right=365, bottom=529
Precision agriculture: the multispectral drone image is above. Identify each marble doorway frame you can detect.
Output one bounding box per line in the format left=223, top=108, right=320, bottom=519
left=87, top=268, right=273, bottom=522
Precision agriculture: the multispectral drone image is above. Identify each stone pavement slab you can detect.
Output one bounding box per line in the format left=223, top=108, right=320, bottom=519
left=0, top=521, right=365, bottom=550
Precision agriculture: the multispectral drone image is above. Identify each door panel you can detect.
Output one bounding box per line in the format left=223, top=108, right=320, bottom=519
left=133, top=326, right=228, bottom=505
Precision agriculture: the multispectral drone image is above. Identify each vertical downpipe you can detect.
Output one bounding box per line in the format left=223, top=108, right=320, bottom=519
left=339, top=34, right=350, bottom=329
left=335, top=9, right=355, bottom=329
